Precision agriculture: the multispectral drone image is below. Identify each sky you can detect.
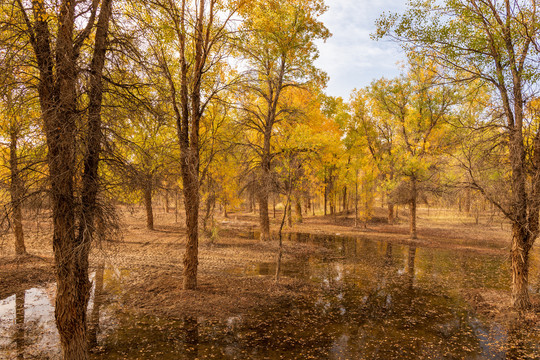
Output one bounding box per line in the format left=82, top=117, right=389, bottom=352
left=314, top=0, right=408, bottom=100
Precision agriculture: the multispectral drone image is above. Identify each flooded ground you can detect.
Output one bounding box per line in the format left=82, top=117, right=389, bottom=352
left=1, top=232, right=539, bottom=359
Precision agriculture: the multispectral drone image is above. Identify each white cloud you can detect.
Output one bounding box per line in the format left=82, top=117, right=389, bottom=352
left=314, top=0, right=407, bottom=99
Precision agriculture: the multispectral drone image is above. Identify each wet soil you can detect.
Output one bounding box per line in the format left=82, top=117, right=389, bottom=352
left=1, top=206, right=539, bottom=359
left=0, top=255, right=54, bottom=299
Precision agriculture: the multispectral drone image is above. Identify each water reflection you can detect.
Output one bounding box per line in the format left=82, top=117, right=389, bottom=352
left=2, top=232, right=539, bottom=359
left=385, top=242, right=393, bottom=266
left=89, top=261, right=105, bottom=348
left=15, top=290, right=24, bottom=360
left=216, top=232, right=539, bottom=359
left=0, top=285, right=59, bottom=358
left=0, top=264, right=116, bottom=359
left=87, top=232, right=539, bottom=359
left=407, top=245, right=416, bottom=288
left=184, top=317, right=199, bottom=359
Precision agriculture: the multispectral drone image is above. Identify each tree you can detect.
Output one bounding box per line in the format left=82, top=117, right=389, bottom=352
left=139, top=0, right=240, bottom=289
left=236, top=0, right=329, bottom=240
left=320, top=95, right=351, bottom=218
left=351, top=62, right=456, bottom=239
left=113, top=108, right=176, bottom=230
left=377, top=0, right=540, bottom=309
left=376, top=65, right=455, bottom=239
left=350, top=87, right=397, bottom=224
left=0, top=72, right=32, bottom=256
left=0, top=5, right=48, bottom=257
left=10, top=0, right=114, bottom=357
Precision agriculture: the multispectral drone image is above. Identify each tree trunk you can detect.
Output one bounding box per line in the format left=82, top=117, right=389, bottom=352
left=258, top=190, right=270, bottom=240
left=181, top=148, right=200, bottom=290
left=165, top=190, right=170, bottom=213
left=324, top=184, right=328, bottom=216
left=507, top=97, right=533, bottom=308
left=342, top=186, right=347, bottom=213
left=510, top=223, right=532, bottom=309
left=202, top=193, right=215, bottom=232
left=387, top=203, right=394, bottom=225
left=258, top=135, right=272, bottom=240
left=363, top=180, right=368, bottom=228
left=144, top=182, right=154, bottom=230
left=248, top=190, right=254, bottom=212
left=355, top=170, right=359, bottom=227
left=23, top=0, right=112, bottom=357
left=295, top=197, right=302, bottom=223
left=410, top=177, right=417, bottom=239
left=175, top=189, right=179, bottom=223
left=465, top=188, right=471, bottom=214
left=276, top=172, right=293, bottom=283
left=287, top=201, right=292, bottom=227
left=9, top=129, right=26, bottom=256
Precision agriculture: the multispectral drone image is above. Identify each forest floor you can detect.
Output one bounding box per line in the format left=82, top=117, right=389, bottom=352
left=1, top=205, right=538, bottom=325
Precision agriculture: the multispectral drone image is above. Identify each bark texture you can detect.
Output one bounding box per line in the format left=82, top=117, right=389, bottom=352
left=17, top=0, right=113, bottom=357
left=144, top=182, right=154, bottom=230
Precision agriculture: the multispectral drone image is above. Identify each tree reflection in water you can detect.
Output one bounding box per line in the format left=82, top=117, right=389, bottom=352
left=1, top=233, right=538, bottom=358
left=89, top=261, right=105, bottom=348
left=184, top=316, right=199, bottom=360
left=15, top=290, right=24, bottom=360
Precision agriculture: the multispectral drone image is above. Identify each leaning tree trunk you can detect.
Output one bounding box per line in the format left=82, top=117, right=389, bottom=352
left=9, top=129, right=26, bottom=256
left=287, top=201, right=292, bottom=227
